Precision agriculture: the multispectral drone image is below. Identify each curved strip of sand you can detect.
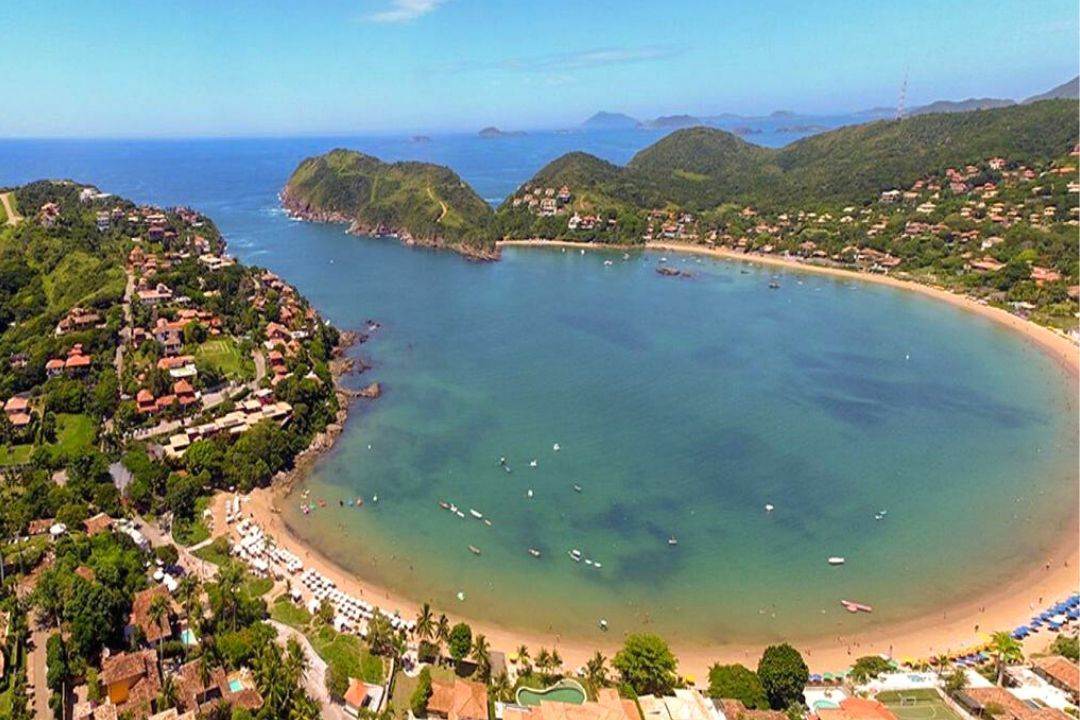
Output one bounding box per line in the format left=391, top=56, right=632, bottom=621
left=235, top=239, right=1077, bottom=678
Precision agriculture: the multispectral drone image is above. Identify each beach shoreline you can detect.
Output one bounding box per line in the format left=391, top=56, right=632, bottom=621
left=241, top=237, right=1078, bottom=678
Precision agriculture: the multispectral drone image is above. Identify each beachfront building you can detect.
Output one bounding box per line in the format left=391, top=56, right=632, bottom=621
left=1032, top=657, right=1080, bottom=704
left=955, top=687, right=1072, bottom=720
left=344, top=678, right=385, bottom=717
left=427, top=678, right=490, bottom=720
left=813, top=698, right=899, bottom=720
left=640, top=689, right=725, bottom=720
left=503, top=688, right=639, bottom=720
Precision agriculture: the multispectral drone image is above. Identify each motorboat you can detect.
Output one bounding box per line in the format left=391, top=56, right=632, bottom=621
left=668, top=537, right=678, bottom=546
left=569, top=549, right=582, bottom=562
left=470, top=509, right=483, bottom=519
left=828, top=557, right=845, bottom=566
left=529, top=548, right=541, bottom=558
left=469, top=545, right=481, bottom=555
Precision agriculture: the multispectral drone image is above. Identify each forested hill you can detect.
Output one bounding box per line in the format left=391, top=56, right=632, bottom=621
left=281, top=149, right=497, bottom=257
left=515, top=99, right=1079, bottom=213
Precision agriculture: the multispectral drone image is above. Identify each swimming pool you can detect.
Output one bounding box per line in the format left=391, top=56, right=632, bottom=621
left=813, top=701, right=840, bottom=711
left=516, top=679, right=587, bottom=707
left=229, top=679, right=244, bottom=693
left=180, top=628, right=197, bottom=645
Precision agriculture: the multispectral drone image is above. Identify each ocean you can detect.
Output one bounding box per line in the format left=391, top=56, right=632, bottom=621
left=1, top=127, right=1075, bottom=646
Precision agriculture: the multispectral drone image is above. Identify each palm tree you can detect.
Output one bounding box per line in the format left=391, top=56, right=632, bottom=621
left=491, top=671, right=514, bottom=702
left=147, top=594, right=172, bottom=666
left=989, top=630, right=1023, bottom=685
left=158, top=674, right=179, bottom=710
left=516, top=644, right=531, bottom=671
left=536, top=648, right=552, bottom=676
left=585, top=651, right=608, bottom=689
left=471, top=634, right=492, bottom=681
left=416, top=602, right=435, bottom=643
left=214, top=562, right=244, bottom=631
left=550, top=648, right=563, bottom=676
left=435, top=613, right=451, bottom=660
left=289, top=696, right=320, bottom=720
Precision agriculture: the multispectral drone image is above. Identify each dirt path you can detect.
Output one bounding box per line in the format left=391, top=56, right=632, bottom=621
left=0, top=192, right=22, bottom=226
left=427, top=186, right=448, bottom=222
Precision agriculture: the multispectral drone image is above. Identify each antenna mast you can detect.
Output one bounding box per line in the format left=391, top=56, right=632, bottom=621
left=897, top=70, right=908, bottom=120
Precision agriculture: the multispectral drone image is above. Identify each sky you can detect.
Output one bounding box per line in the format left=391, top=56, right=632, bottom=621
left=0, top=0, right=1077, bottom=137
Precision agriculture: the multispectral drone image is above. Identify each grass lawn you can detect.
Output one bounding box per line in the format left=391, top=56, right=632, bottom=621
left=244, top=576, right=274, bottom=597
left=309, top=624, right=385, bottom=684
left=197, top=337, right=254, bottom=380
left=49, top=413, right=96, bottom=459
left=877, top=689, right=964, bottom=720
left=270, top=595, right=313, bottom=630
left=173, top=496, right=212, bottom=546
left=193, top=537, right=232, bottom=566
left=0, top=443, right=33, bottom=466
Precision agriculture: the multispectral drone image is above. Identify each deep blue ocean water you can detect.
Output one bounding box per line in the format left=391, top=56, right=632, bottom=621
left=1, top=127, right=1075, bottom=646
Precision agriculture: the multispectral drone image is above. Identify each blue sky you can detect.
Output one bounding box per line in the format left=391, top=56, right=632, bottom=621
left=1, top=0, right=1076, bottom=137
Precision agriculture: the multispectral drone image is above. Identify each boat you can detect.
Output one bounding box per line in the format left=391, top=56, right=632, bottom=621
left=455, top=510, right=465, bottom=518
left=484, top=519, right=492, bottom=527
left=604, top=260, right=613, bottom=266
left=765, top=503, right=775, bottom=512
left=529, top=460, right=537, bottom=467
left=529, top=548, right=541, bottom=558
left=499, top=457, right=506, bottom=465
left=356, top=497, right=363, bottom=507
left=668, top=537, right=678, bottom=546
left=469, top=545, right=481, bottom=555
left=372, top=495, right=378, bottom=503
left=450, top=504, right=458, bottom=513
left=569, top=549, right=582, bottom=562
left=599, top=619, right=609, bottom=630
left=526, top=489, right=534, bottom=498
left=504, top=465, right=513, bottom=474
left=585, top=559, right=594, bottom=566
left=828, top=557, right=845, bottom=566
left=874, top=510, right=887, bottom=520
left=470, top=509, right=483, bottom=519
left=573, top=484, right=582, bottom=493
left=769, top=282, right=781, bottom=289
left=594, top=562, right=602, bottom=569
left=841, top=600, right=873, bottom=613
left=622, top=253, right=630, bottom=260
left=439, top=500, right=450, bottom=510
left=553, top=443, right=560, bottom=451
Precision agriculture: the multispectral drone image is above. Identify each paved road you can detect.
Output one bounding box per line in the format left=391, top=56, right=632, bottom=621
left=253, top=350, right=267, bottom=384
left=27, top=625, right=51, bottom=720
left=268, top=620, right=349, bottom=720
left=0, top=192, right=21, bottom=226
left=114, top=270, right=135, bottom=375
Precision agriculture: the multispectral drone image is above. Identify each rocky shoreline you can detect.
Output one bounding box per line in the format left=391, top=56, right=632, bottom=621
left=279, top=188, right=499, bottom=262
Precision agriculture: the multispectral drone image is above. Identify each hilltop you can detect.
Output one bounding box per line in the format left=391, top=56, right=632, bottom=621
left=281, top=148, right=498, bottom=258
left=1024, top=75, right=1079, bottom=104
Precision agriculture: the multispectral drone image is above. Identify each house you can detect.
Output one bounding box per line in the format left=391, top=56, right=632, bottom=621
left=503, top=688, right=640, bottom=720
left=174, top=380, right=199, bottom=407
left=3, top=396, right=32, bottom=429
left=1032, top=656, right=1079, bottom=702
left=198, top=253, right=235, bottom=271
left=172, top=660, right=261, bottom=716
left=100, top=649, right=161, bottom=718
left=639, top=689, right=721, bottom=720
left=28, top=518, right=55, bottom=536
left=969, top=257, right=1006, bottom=274
left=126, top=586, right=177, bottom=645
left=265, top=321, right=291, bottom=343
left=147, top=710, right=196, bottom=720
left=73, top=701, right=120, bottom=720
left=66, top=352, right=92, bottom=375
left=814, top=698, right=898, bottom=720
left=136, top=389, right=158, bottom=414
left=84, top=512, right=114, bottom=536
left=46, top=358, right=66, bottom=377
left=56, top=307, right=103, bottom=335
left=1030, top=266, right=1062, bottom=285
left=427, top=678, right=489, bottom=720
left=956, top=687, right=1071, bottom=720
left=158, top=355, right=197, bottom=378
left=137, top=283, right=173, bottom=305
left=40, top=202, right=61, bottom=227
left=344, top=678, right=385, bottom=717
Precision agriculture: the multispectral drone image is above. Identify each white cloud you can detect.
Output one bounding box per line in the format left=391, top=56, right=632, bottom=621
left=367, top=0, right=451, bottom=23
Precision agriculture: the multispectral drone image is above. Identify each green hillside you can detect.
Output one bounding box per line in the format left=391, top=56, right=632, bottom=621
left=282, top=149, right=496, bottom=255
left=512, top=100, right=1079, bottom=213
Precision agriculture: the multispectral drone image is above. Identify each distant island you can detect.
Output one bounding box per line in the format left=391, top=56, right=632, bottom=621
left=776, top=124, right=829, bottom=134
left=409, top=135, right=432, bottom=144
left=636, top=114, right=703, bottom=129
left=730, top=126, right=762, bottom=136
left=479, top=126, right=527, bottom=139
left=582, top=111, right=639, bottom=129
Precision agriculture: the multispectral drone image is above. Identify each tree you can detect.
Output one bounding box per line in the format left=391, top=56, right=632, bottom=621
left=536, top=648, right=552, bottom=676
left=849, top=656, right=892, bottom=684
left=516, top=644, right=531, bottom=671
left=471, top=634, right=492, bottom=681
left=325, top=662, right=349, bottom=702
left=158, top=673, right=179, bottom=710
left=435, top=613, right=450, bottom=657
left=491, top=671, right=514, bottom=703
left=46, top=634, right=69, bottom=720
left=707, top=664, right=768, bottom=709
left=988, top=631, right=1023, bottom=686
left=943, top=668, right=968, bottom=697
left=612, top=634, right=677, bottom=696
left=585, top=651, right=609, bottom=690
left=411, top=666, right=433, bottom=716
left=416, top=602, right=435, bottom=642
left=1051, top=635, right=1079, bottom=661
left=448, top=622, right=473, bottom=664
left=148, top=594, right=172, bottom=665
left=757, top=644, right=809, bottom=710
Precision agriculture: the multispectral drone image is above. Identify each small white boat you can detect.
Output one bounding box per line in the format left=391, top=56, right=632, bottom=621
left=599, top=619, right=609, bottom=630
left=484, top=518, right=492, bottom=527
left=593, top=562, right=602, bottom=569
left=874, top=509, right=888, bottom=520
left=553, top=443, right=561, bottom=452
left=526, top=489, right=534, bottom=498
left=449, top=504, right=458, bottom=513
left=439, top=500, right=450, bottom=510
left=569, top=549, right=582, bottom=562
left=470, top=509, right=483, bottom=519
left=603, top=260, right=613, bottom=266
left=469, top=545, right=481, bottom=555
left=828, top=557, right=846, bottom=566
left=765, top=503, right=775, bottom=512
left=529, top=460, right=537, bottom=467
left=529, top=548, right=541, bottom=558
left=573, top=484, right=582, bottom=493
left=372, top=495, right=378, bottom=503
left=455, top=510, right=465, bottom=518
left=585, top=559, right=594, bottom=566
left=668, top=537, right=678, bottom=546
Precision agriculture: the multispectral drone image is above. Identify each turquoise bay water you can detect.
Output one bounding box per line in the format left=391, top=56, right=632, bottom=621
left=1, top=137, right=1075, bottom=646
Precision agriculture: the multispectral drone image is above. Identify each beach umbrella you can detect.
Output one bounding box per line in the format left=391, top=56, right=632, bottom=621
left=823, top=672, right=834, bottom=682
left=685, top=674, right=696, bottom=686
left=888, top=660, right=899, bottom=668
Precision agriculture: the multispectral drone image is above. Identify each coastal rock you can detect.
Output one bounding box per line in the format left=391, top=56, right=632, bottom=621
left=657, top=266, right=692, bottom=278
left=358, top=382, right=382, bottom=399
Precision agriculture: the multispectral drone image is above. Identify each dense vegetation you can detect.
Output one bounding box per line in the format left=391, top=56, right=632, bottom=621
left=282, top=149, right=497, bottom=253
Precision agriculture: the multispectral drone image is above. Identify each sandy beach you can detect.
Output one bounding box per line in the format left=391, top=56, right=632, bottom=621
left=226, top=238, right=1077, bottom=679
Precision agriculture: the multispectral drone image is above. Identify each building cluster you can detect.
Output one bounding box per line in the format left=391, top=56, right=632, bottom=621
left=511, top=184, right=573, bottom=217
left=163, top=389, right=292, bottom=457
